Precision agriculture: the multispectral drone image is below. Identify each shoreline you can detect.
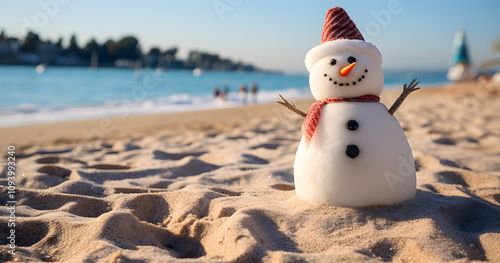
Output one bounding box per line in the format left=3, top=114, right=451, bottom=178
left=0, top=86, right=312, bottom=129
left=0, top=96, right=316, bottom=151
left=0, top=82, right=478, bottom=151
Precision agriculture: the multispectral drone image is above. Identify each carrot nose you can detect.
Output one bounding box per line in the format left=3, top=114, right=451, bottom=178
left=340, top=62, right=356, bottom=76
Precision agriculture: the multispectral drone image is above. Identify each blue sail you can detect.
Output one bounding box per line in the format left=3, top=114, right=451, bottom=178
left=451, top=30, right=471, bottom=65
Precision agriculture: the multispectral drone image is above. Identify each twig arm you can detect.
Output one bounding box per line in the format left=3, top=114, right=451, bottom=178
left=275, top=94, right=307, bottom=118
left=388, top=78, right=420, bottom=115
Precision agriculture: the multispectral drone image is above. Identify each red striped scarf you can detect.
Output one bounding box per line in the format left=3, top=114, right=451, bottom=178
left=302, top=95, right=380, bottom=146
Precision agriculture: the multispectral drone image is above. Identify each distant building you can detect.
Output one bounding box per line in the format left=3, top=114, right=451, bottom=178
left=37, top=43, right=61, bottom=64
left=0, top=40, right=20, bottom=64
left=0, top=42, right=19, bottom=54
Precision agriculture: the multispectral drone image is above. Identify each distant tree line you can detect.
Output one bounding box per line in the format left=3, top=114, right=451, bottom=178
left=0, top=30, right=258, bottom=71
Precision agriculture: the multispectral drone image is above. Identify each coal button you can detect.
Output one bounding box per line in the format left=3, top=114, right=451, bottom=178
left=346, top=145, right=359, bottom=158
left=346, top=120, right=359, bottom=131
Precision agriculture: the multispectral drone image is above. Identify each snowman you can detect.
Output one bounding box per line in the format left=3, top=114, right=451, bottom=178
left=277, top=7, right=419, bottom=207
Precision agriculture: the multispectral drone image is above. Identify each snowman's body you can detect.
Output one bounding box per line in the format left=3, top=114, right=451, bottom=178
left=294, top=102, right=416, bottom=207
left=289, top=7, right=417, bottom=207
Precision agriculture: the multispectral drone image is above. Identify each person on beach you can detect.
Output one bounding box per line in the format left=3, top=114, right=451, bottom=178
left=214, top=85, right=227, bottom=105
left=238, top=84, right=248, bottom=104
left=251, top=82, right=258, bottom=104
left=219, top=85, right=228, bottom=102
left=213, top=86, right=220, bottom=98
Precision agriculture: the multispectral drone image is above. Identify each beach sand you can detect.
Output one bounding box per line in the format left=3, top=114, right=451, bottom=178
left=1, top=82, right=499, bottom=262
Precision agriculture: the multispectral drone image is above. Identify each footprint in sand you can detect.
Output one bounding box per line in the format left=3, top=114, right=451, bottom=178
left=271, top=183, right=295, bottom=191
left=433, top=138, right=456, bottom=145
left=66, top=198, right=110, bottom=218
left=118, top=194, right=170, bottom=225
left=358, top=239, right=398, bottom=262
left=250, top=143, right=281, bottom=150
left=18, top=191, right=110, bottom=218
left=226, top=135, right=248, bottom=140
left=99, top=212, right=206, bottom=258
left=89, top=164, right=131, bottom=170
left=436, top=171, right=469, bottom=187
left=37, top=165, right=72, bottom=178
left=153, top=150, right=207, bottom=161
left=17, top=148, right=73, bottom=158
left=35, top=156, right=61, bottom=164
left=7, top=220, right=50, bottom=247
left=433, top=137, right=480, bottom=146
left=242, top=154, right=269, bottom=164
left=413, top=154, right=464, bottom=172
left=35, top=156, right=88, bottom=165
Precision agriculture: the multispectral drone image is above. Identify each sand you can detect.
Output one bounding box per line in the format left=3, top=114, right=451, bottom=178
left=1, top=82, right=499, bottom=262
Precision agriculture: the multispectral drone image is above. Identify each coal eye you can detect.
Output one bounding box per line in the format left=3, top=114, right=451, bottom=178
left=330, top=58, right=336, bottom=66
left=347, top=56, right=356, bottom=63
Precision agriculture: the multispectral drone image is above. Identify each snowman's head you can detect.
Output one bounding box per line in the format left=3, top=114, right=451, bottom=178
left=306, top=39, right=384, bottom=100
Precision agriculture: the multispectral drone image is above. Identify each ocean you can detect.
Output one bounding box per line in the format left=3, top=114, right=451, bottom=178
left=0, top=66, right=449, bottom=127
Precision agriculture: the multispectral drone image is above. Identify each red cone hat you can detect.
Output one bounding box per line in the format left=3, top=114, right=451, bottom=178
left=305, top=7, right=382, bottom=72
left=321, top=7, right=364, bottom=43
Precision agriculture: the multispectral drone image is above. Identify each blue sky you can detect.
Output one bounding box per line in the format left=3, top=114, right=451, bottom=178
left=1, top=0, right=499, bottom=73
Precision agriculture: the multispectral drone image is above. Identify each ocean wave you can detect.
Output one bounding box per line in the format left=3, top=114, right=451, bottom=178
left=0, top=88, right=312, bottom=127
